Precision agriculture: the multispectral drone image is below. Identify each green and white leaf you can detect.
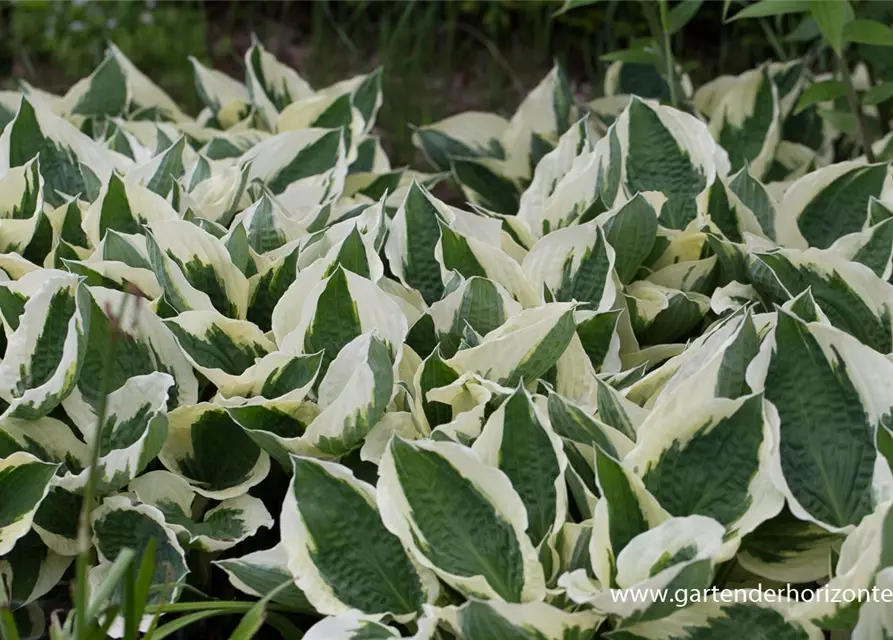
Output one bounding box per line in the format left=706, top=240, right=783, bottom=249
left=747, top=309, right=893, bottom=532
left=130, top=470, right=273, bottom=552
left=377, top=436, right=546, bottom=602
left=472, top=386, right=568, bottom=548
left=158, top=402, right=270, bottom=499
left=707, top=66, right=781, bottom=179
left=58, top=372, right=172, bottom=494
left=0, top=272, right=89, bottom=420
left=445, top=303, right=577, bottom=387
left=300, top=332, right=395, bottom=457
left=61, top=286, right=198, bottom=432
left=165, top=310, right=275, bottom=392
left=281, top=456, right=438, bottom=619
left=432, top=599, right=603, bottom=639
left=214, top=543, right=313, bottom=612
left=146, top=219, right=250, bottom=318
left=0, top=452, right=58, bottom=555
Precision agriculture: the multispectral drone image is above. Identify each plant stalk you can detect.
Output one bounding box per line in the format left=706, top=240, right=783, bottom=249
left=838, top=52, right=876, bottom=163
left=642, top=0, right=679, bottom=108
left=74, top=295, right=130, bottom=639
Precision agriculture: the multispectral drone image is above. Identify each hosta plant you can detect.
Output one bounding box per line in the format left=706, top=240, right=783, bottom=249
left=0, top=31, right=892, bottom=640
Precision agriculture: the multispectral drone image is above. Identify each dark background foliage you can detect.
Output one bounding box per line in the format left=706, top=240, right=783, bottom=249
left=0, top=0, right=849, bottom=166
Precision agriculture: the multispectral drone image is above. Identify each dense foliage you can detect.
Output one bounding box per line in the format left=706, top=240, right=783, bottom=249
left=0, top=13, right=893, bottom=639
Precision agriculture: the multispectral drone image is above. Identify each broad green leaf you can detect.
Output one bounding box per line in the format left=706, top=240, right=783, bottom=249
left=749, top=247, right=893, bottom=353
left=190, top=56, right=250, bottom=120
left=63, top=286, right=198, bottom=430
left=609, top=98, right=728, bottom=229
left=624, top=281, right=710, bottom=345
left=775, top=161, right=889, bottom=250
left=516, top=118, right=595, bottom=238
left=599, top=193, right=660, bottom=284
left=547, top=391, right=634, bottom=460
left=247, top=243, right=300, bottom=331
left=451, top=157, right=522, bottom=216
left=275, top=266, right=407, bottom=377
left=60, top=52, right=128, bottom=118
left=281, top=456, right=437, bottom=619
left=668, top=0, right=703, bottom=34
left=427, top=276, right=520, bottom=358
left=0, top=157, right=44, bottom=254
left=125, top=135, right=187, bottom=199
left=0, top=414, right=88, bottom=476
left=809, top=0, right=853, bottom=54
left=31, top=485, right=82, bottom=556
left=106, top=43, right=189, bottom=122
left=384, top=182, right=447, bottom=305
left=737, top=507, right=841, bottom=584
left=82, top=172, right=179, bottom=247
left=239, top=128, right=346, bottom=201
left=377, top=436, right=546, bottom=602
left=436, top=222, right=539, bottom=308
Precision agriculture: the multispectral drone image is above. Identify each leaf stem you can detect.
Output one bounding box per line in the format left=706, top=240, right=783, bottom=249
left=837, top=52, right=876, bottom=162
left=74, top=294, right=130, bottom=639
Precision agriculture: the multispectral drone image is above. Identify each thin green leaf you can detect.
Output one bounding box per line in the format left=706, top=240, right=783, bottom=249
left=843, top=18, right=893, bottom=46
left=600, top=48, right=663, bottom=65
left=86, top=548, right=136, bottom=625
left=728, top=0, right=810, bottom=22
left=863, top=81, right=893, bottom=107
left=809, top=0, right=853, bottom=54
left=149, top=611, right=229, bottom=640
left=794, top=79, right=847, bottom=114
left=0, top=607, right=20, bottom=640
left=668, top=0, right=703, bottom=34
left=818, top=108, right=860, bottom=135
left=553, top=0, right=602, bottom=17
left=228, top=581, right=292, bottom=640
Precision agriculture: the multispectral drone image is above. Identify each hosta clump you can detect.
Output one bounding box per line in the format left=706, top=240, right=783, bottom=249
left=0, top=38, right=892, bottom=640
